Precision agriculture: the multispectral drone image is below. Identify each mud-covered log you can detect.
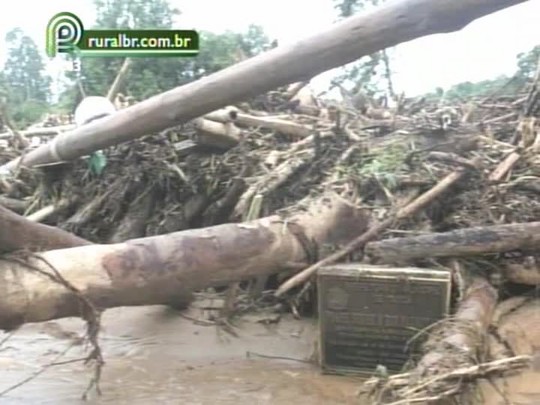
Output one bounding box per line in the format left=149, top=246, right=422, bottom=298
left=0, top=0, right=526, bottom=172
left=414, top=277, right=498, bottom=377
left=0, top=194, right=369, bottom=329
left=0, top=196, right=28, bottom=213
left=365, top=222, right=540, bottom=263
left=0, top=205, right=91, bottom=254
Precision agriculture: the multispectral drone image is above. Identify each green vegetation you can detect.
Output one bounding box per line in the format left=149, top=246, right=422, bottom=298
left=1, top=28, right=51, bottom=128
left=0, top=0, right=272, bottom=127
left=331, top=0, right=395, bottom=99
left=421, top=44, right=539, bottom=102
left=0, top=0, right=538, bottom=129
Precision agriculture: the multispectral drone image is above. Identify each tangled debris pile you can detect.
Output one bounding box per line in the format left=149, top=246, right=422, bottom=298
left=0, top=74, right=539, bottom=403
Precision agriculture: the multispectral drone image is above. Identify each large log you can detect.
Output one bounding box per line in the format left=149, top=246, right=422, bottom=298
left=0, top=0, right=526, bottom=173
left=0, top=205, right=91, bottom=254
left=0, top=196, right=28, bottom=213
left=0, top=195, right=369, bottom=330
left=365, top=222, right=540, bottom=263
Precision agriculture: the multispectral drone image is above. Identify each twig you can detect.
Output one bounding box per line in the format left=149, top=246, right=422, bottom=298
left=246, top=351, right=311, bottom=364
left=107, top=58, right=132, bottom=102
left=1, top=253, right=104, bottom=400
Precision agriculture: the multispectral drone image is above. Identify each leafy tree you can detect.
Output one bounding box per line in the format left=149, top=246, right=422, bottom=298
left=516, top=44, right=540, bottom=80
left=331, top=0, right=395, bottom=99
left=57, top=0, right=271, bottom=111
left=421, top=44, right=539, bottom=102
left=2, top=28, right=51, bottom=127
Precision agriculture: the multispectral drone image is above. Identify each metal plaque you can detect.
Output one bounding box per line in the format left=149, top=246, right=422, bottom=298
left=318, top=263, right=451, bottom=375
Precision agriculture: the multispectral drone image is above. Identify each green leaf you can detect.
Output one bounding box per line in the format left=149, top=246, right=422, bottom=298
left=89, top=151, right=107, bottom=175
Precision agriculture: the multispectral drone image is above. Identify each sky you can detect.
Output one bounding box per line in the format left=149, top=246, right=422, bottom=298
left=0, top=0, right=539, bottom=98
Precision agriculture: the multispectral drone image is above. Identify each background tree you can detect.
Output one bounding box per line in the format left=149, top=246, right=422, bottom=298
left=420, top=43, right=539, bottom=102
left=57, top=0, right=271, bottom=111
left=516, top=44, right=540, bottom=80
left=2, top=28, right=51, bottom=127
left=330, top=0, right=395, bottom=100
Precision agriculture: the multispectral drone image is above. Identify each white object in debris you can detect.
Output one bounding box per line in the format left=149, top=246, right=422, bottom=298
left=30, top=136, right=41, bottom=148
left=74, top=96, right=116, bottom=127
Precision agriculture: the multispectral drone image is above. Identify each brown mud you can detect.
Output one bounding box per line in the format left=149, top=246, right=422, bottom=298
left=0, top=301, right=538, bottom=404
left=0, top=306, right=361, bottom=404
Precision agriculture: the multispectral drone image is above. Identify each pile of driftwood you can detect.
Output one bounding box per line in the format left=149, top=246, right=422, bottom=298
left=1, top=74, right=538, bottom=402
left=0, top=0, right=537, bottom=401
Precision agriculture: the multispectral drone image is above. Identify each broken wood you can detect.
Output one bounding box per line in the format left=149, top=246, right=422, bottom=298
left=0, top=125, right=75, bottom=139
left=0, top=0, right=525, bottom=172
left=363, top=277, right=499, bottom=404
left=0, top=205, right=91, bottom=254
left=234, top=113, right=312, bottom=138
left=107, top=58, right=132, bottom=102
left=205, top=108, right=313, bottom=138
left=0, top=101, right=29, bottom=149
left=0, top=194, right=369, bottom=329
left=193, top=118, right=242, bottom=149
left=503, top=257, right=540, bottom=285
left=0, top=196, right=28, bottom=213
left=275, top=157, right=480, bottom=297
left=25, top=199, right=72, bottom=223
left=204, top=106, right=239, bottom=123
left=233, top=148, right=316, bottom=218
left=109, top=187, right=156, bottom=243
left=364, top=222, right=540, bottom=264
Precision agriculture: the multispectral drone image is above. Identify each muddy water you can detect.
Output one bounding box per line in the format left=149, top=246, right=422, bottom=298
left=1, top=303, right=538, bottom=404
left=0, top=306, right=361, bottom=404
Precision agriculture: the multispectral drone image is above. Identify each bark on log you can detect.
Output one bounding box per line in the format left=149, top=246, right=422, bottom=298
left=109, top=188, right=156, bottom=243
left=362, top=277, right=500, bottom=404
left=0, top=0, right=526, bottom=172
left=402, top=277, right=499, bottom=403
left=0, top=205, right=92, bottom=253
left=0, top=196, right=28, bottom=213
left=365, top=222, right=540, bottom=263
left=414, top=277, right=498, bottom=377
left=0, top=194, right=369, bottom=329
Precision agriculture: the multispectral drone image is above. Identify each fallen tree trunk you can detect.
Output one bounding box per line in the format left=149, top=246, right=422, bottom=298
left=0, top=194, right=369, bottom=329
left=365, top=222, right=540, bottom=263
left=0, top=205, right=92, bottom=254
left=0, top=0, right=526, bottom=172
left=413, top=277, right=498, bottom=378
left=0, top=196, right=28, bottom=213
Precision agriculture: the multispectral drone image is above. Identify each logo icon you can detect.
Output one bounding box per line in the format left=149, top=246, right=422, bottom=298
left=46, top=12, right=84, bottom=57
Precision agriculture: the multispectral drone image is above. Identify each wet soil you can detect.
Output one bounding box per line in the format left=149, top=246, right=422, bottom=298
left=0, top=302, right=538, bottom=404
left=0, top=306, right=361, bottom=404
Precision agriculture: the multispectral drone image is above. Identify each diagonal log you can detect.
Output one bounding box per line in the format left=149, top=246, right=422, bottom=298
left=0, top=0, right=527, bottom=173
left=0, top=194, right=369, bottom=330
